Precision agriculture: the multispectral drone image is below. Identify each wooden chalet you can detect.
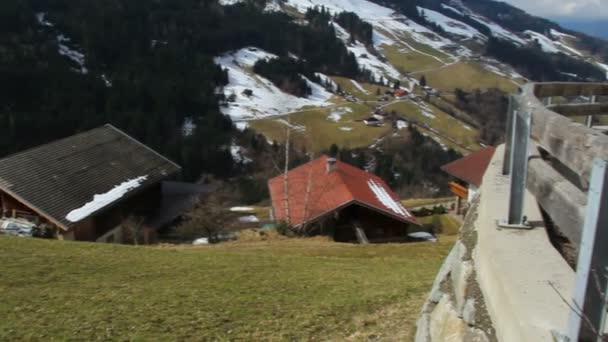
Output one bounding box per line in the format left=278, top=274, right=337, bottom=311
left=268, top=156, right=419, bottom=243
left=0, top=124, right=202, bottom=243
left=440, top=146, right=496, bottom=215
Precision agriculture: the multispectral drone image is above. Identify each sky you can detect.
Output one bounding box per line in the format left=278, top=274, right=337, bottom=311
left=502, top=0, right=608, bottom=19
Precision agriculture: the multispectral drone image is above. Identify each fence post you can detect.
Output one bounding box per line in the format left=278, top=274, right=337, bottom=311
left=585, top=96, right=596, bottom=128
left=503, top=96, right=516, bottom=175
left=568, top=158, right=608, bottom=342
left=499, top=110, right=532, bottom=229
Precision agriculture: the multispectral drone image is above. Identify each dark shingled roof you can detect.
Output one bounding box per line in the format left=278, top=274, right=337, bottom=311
left=440, top=146, right=496, bottom=187
left=0, top=124, right=181, bottom=229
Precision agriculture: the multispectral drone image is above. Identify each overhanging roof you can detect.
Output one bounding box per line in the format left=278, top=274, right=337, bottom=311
left=0, top=124, right=181, bottom=229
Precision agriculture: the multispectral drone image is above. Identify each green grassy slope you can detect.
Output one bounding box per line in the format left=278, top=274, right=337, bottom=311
left=0, top=235, right=456, bottom=341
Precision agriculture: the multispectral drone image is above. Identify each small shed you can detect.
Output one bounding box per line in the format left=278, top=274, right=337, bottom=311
left=268, top=156, right=419, bottom=243
left=0, top=124, right=196, bottom=242
left=440, top=146, right=496, bottom=214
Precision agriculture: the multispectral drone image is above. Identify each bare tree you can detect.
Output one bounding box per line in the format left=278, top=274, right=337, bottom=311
left=177, top=195, right=237, bottom=242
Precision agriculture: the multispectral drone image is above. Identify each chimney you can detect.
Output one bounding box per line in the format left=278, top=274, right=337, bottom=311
left=326, top=157, right=337, bottom=173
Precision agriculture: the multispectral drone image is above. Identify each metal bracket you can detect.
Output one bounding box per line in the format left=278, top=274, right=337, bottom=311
left=497, top=218, right=533, bottom=230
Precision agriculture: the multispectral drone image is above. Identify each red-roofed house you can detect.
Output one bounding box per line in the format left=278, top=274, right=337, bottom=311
left=440, top=146, right=496, bottom=214
left=268, top=155, right=418, bottom=243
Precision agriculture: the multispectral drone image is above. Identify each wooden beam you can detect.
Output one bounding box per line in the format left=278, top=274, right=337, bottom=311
left=526, top=156, right=587, bottom=248
left=519, top=85, right=608, bottom=189
left=547, top=103, right=608, bottom=117
left=533, top=82, right=608, bottom=98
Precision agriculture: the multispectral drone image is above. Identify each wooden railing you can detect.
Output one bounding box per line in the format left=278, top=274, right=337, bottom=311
left=508, top=82, right=608, bottom=341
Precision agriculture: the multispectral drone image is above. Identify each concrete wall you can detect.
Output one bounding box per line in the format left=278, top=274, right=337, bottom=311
left=416, top=145, right=575, bottom=342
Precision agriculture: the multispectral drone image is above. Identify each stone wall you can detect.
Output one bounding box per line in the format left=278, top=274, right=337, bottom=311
left=415, top=197, right=497, bottom=342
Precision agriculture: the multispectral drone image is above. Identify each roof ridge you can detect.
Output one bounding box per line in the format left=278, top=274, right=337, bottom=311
left=105, top=124, right=182, bottom=171
left=0, top=125, right=108, bottom=162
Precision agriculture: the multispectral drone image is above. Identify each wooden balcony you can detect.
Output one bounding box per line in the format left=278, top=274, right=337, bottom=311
left=449, top=181, right=468, bottom=199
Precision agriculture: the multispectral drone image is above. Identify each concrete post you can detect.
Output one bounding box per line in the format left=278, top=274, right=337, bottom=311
left=503, top=96, right=516, bottom=175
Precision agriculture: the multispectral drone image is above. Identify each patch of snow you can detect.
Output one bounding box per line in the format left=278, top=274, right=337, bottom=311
left=350, top=79, right=368, bottom=94
left=285, top=0, right=460, bottom=63
left=193, top=237, right=209, bottom=245
left=57, top=34, right=88, bottom=74
left=230, top=144, right=252, bottom=164
left=463, top=124, right=472, bottom=131
left=550, top=29, right=575, bottom=39
left=182, top=118, right=196, bottom=136
left=35, top=12, right=54, bottom=27
left=315, top=72, right=338, bottom=91
left=338, top=127, right=353, bottom=131
left=367, top=179, right=412, bottom=217
left=66, top=176, right=148, bottom=222
left=219, top=0, right=240, bottom=5
left=560, top=72, right=578, bottom=78
left=214, top=47, right=333, bottom=119
left=524, top=30, right=583, bottom=57
left=327, top=107, right=353, bottom=122
left=421, top=110, right=436, bottom=119
left=275, top=119, right=306, bottom=131
left=238, top=215, right=260, bottom=223
left=408, top=232, right=437, bottom=242
left=440, top=4, right=464, bottom=16
left=396, top=120, right=408, bottom=129
left=596, top=62, right=608, bottom=80
left=235, top=121, right=250, bottom=131
left=350, top=42, right=402, bottom=80
left=101, top=74, right=112, bottom=87
left=264, top=0, right=281, bottom=12
left=418, top=7, right=485, bottom=40
left=230, top=206, right=255, bottom=212
left=468, top=15, right=526, bottom=45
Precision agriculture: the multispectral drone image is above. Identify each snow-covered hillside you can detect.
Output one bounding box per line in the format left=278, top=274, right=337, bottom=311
left=214, top=47, right=333, bottom=120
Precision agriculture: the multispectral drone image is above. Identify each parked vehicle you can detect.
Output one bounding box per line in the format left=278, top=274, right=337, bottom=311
left=0, top=218, right=37, bottom=237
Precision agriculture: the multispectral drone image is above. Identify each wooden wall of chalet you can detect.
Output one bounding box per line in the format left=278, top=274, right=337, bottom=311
left=0, top=189, right=52, bottom=225
left=333, top=204, right=410, bottom=243
left=0, top=183, right=163, bottom=242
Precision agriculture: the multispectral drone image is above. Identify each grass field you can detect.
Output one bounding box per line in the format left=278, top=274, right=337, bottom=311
left=0, top=234, right=456, bottom=341
left=403, top=197, right=455, bottom=209
left=416, top=214, right=462, bottom=236
left=382, top=100, right=479, bottom=151
left=417, top=62, right=520, bottom=93
left=383, top=45, right=444, bottom=74
left=332, top=76, right=395, bottom=101
left=249, top=102, right=392, bottom=152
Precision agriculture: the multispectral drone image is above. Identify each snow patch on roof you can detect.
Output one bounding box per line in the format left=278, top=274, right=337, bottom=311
left=367, top=179, right=411, bottom=217
left=230, top=206, right=255, bottom=212
left=66, top=176, right=148, bottom=222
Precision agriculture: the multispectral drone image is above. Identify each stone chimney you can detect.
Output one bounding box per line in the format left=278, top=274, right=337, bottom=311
left=326, top=157, right=337, bottom=173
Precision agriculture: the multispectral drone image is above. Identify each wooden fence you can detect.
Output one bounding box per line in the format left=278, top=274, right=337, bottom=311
left=507, top=82, right=608, bottom=341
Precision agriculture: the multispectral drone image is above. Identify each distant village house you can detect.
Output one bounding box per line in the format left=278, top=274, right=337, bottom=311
left=441, top=146, right=496, bottom=215
left=268, top=156, right=419, bottom=243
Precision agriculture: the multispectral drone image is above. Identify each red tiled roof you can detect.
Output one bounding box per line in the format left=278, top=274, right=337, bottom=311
left=440, top=146, right=496, bottom=187
left=268, top=155, right=417, bottom=227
